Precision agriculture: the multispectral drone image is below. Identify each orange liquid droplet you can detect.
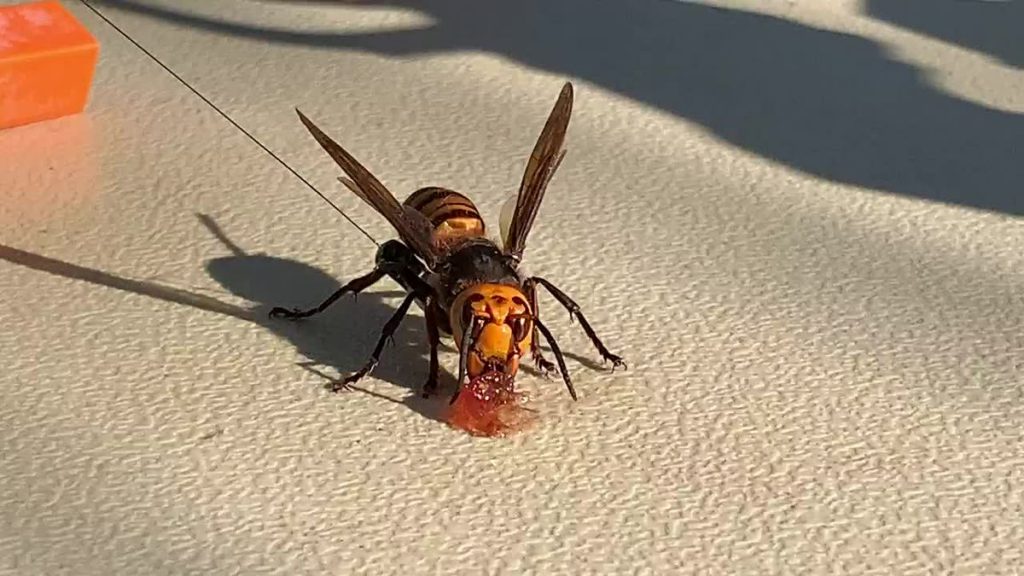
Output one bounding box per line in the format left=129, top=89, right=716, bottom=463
left=445, top=373, right=535, bottom=437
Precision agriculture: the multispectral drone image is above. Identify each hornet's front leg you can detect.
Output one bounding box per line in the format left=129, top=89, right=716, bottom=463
left=421, top=300, right=441, bottom=398
left=523, top=278, right=558, bottom=377
left=533, top=316, right=577, bottom=401
left=449, top=316, right=484, bottom=405
left=528, top=276, right=627, bottom=371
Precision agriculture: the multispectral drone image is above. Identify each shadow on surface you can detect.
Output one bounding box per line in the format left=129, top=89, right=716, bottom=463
left=1, top=215, right=599, bottom=420
left=866, top=0, right=1023, bottom=70
left=0, top=231, right=446, bottom=423
left=91, top=0, right=1023, bottom=215
left=196, top=213, right=454, bottom=424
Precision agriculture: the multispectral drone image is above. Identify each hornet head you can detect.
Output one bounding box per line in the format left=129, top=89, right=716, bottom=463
left=450, top=283, right=533, bottom=386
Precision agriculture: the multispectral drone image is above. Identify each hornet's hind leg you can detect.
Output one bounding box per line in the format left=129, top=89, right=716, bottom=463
left=268, top=239, right=440, bottom=393
left=329, top=291, right=419, bottom=392
left=269, top=268, right=385, bottom=320
left=329, top=274, right=438, bottom=393
left=527, top=276, right=627, bottom=371
left=269, top=239, right=428, bottom=320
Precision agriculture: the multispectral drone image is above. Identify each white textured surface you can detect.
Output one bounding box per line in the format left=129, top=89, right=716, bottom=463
left=2, top=1, right=1023, bottom=574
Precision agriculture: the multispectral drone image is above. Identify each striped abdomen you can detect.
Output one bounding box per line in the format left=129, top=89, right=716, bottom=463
left=404, top=186, right=486, bottom=247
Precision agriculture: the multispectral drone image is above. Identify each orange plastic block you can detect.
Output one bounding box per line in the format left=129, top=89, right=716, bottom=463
left=0, top=1, right=99, bottom=130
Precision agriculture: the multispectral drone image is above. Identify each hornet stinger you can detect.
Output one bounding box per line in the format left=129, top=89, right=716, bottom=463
left=270, top=82, right=625, bottom=431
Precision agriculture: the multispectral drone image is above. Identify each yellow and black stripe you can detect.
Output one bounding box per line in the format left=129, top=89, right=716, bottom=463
left=404, top=186, right=486, bottom=244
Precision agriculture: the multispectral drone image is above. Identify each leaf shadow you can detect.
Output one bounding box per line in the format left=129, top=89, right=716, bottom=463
left=90, top=0, right=1024, bottom=215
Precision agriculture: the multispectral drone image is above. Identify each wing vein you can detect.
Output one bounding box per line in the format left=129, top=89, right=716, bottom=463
left=295, top=109, right=440, bottom=267
left=503, top=82, right=574, bottom=261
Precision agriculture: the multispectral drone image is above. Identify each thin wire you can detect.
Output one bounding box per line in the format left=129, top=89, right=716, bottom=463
left=77, top=0, right=380, bottom=246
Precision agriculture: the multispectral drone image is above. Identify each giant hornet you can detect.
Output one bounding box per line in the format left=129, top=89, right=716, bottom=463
left=270, top=82, right=625, bottom=412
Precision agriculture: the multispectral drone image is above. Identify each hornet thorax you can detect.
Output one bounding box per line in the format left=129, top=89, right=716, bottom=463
left=436, top=239, right=521, bottom=309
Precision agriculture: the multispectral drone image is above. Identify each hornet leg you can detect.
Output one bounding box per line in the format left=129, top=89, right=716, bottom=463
left=269, top=268, right=385, bottom=320
left=533, top=317, right=577, bottom=401
left=449, top=316, right=483, bottom=405
left=523, top=278, right=558, bottom=377
left=329, top=291, right=419, bottom=392
left=528, top=276, right=627, bottom=370
left=422, top=300, right=441, bottom=398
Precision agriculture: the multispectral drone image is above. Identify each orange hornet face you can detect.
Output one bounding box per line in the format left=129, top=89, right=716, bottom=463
left=446, top=283, right=538, bottom=437
left=450, top=283, right=533, bottom=383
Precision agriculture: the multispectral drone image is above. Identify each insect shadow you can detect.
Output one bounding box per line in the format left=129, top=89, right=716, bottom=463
left=197, top=214, right=601, bottom=390
left=0, top=214, right=593, bottom=423
left=0, top=217, right=448, bottom=421
left=198, top=212, right=458, bottom=421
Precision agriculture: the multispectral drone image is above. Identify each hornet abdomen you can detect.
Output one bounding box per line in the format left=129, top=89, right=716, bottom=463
left=404, top=186, right=486, bottom=248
